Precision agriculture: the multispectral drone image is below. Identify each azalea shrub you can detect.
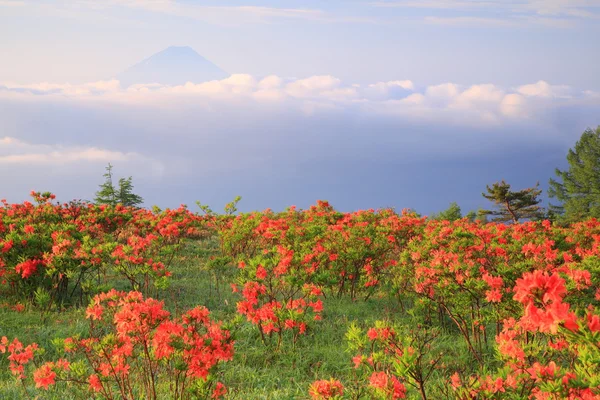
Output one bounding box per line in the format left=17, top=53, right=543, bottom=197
left=308, top=378, right=345, bottom=399
left=1, top=290, right=234, bottom=399
left=233, top=250, right=324, bottom=348
left=392, top=218, right=599, bottom=363
left=310, top=321, right=447, bottom=400
left=0, top=336, right=40, bottom=381
left=0, top=193, right=206, bottom=307
left=218, top=203, right=424, bottom=301
left=6, top=195, right=600, bottom=398
left=452, top=269, right=600, bottom=399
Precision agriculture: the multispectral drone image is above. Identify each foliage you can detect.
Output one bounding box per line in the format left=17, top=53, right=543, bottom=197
left=479, top=180, right=543, bottom=223
left=95, top=164, right=117, bottom=206
left=430, top=202, right=462, bottom=221
left=2, top=290, right=233, bottom=399
left=95, top=163, right=143, bottom=207
left=4, top=196, right=600, bottom=398
left=549, top=126, right=600, bottom=223
left=0, top=192, right=206, bottom=307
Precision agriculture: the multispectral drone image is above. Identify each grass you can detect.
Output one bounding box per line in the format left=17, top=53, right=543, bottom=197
left=0, top=239, right=483, bottom=399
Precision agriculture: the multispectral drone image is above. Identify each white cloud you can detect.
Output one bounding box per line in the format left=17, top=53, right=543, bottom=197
left=500, top=93, right=528, bottom=118
left=0, top=136, right=161, bottom=171
left=516, top=80, right=572, bottom=98
left=388, top=80, right=415, bottom=91
left=401, top=93, right=426, bottom=105
left=0, top=0, right=24, bottom=6
left=1, top=75, right=598, bottom=125
left=455, top=84, right=505, bottom=103
left=106, top=1, right=327, bottom=21
left=162, top=74, right=257, bottom=97
left=372, top=0, right=600, bottom=26
left=0, top=72, right=598, bottom=210
left=0, top=80, right=121, bottom=96
left=424, top=83, right=461, bottom=107
left=8, top=1, right=373, bottom=26
left=424, top=16, right=517, bottom=27
left=522, top=0, right=600, bottom=17
left=584, top=90, right=600, bottom=98
left=447, top=84, right=506, bottom=122
left=258, top=75, right=284, bottom=90
left=373, top=0, right=600, bottom=15
left=284, top=75, right=342, bottom=98
left=362, top=80, right=415, bottom=100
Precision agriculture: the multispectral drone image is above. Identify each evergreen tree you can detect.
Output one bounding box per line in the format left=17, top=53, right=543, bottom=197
left=117, top=176, right=144, bottom=207
left=431, top=202, right=462, bottom=221
left=95, top=163, right=117, bottom=206
left=548, top=126, right=600, bottom=222
left=465, top=210, right=477, bottom=222
left=466, top=209, right=489, bottom=223
left=479, top=180, right=543, bottom=223
left=95, top=164, right=143, bottom=207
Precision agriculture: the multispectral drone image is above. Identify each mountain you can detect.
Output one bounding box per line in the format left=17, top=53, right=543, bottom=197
left=116, top=46, right=229, bottom=87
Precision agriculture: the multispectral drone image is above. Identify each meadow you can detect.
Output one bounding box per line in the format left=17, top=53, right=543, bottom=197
left=1, top=193, right=599, bottom=399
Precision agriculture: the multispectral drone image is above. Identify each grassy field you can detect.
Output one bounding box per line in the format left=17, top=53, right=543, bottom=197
left=0, top=238, right=479, bottom=399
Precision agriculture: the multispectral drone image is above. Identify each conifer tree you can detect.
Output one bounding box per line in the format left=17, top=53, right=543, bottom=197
left=95, top=163, right=117, bottom=206
left=479, top=180, right=543, bottom=223
left=117, top=176, right=144, bottom=207
left=431, top=202, right=462, bottom=221
left=548, top=126, right=600, bottom=222
left=95, top=164, right=143, bottom=207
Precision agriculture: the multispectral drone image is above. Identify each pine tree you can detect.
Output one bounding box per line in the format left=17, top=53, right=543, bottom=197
left=479, top=180, right=543, bottom=223
left=117, top=176, right=144, bottom=207
left=431, top=202, right=462, bottom=221
left=95, top=163, right=117, bottom=206
left=548, top=126, right=600, bottom=222
left=95, top=164, right=143, bottom=207
left=465, top=209, right=488, bottom=223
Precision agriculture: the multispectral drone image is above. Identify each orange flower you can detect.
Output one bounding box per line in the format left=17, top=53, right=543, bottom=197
left=33, top=363, right=56, bottom=390
left=88, top=374, right=102, bottom=392
left=308, top=378, right=344, bottom=399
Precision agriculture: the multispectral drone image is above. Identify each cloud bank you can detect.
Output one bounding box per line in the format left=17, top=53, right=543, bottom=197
left=373, top=0, right=600, bottom=26
left=0, top=74, right=598, bottom=213
left=2, top=75, right=597, bottom=126
left=3, top=1, right=372, bottom=26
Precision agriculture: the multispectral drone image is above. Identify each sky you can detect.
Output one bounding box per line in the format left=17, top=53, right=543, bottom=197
left=1, top=0, right=600, bottom=214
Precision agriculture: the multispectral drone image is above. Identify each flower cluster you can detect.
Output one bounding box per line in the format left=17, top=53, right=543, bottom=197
left=1, top=290, right=233, bottom=400
left=0, top=193, right=207, bottom=305
left=308, top=378, right=344, bottom=399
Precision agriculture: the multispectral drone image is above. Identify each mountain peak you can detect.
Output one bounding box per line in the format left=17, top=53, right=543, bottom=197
left=117, top=46, right=229, bottom=87
left=161, top=45, right=196, bottom=54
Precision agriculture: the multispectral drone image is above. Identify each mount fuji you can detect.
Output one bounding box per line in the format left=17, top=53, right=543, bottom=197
left=116, top=46, right=229, bottom=87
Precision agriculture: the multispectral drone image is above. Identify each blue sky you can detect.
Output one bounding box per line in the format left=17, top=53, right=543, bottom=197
left=2, top=0, right=600, bottom=87
left=1, top=0, right=600, bottom=214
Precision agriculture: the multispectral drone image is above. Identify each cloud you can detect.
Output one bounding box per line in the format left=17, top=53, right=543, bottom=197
left=373, top=0, right=600, bottom=15
left=523, top=0, right=600, bottom=17
left=6, top=1, right=373, bottom=25
left=423, top=16, right=517, bottom=27
left=372, top=0, right=600, bottom=26
left=1, top=76, right=598, bottom=127
left=0, top=73, right=598, bottom=212
left=0, top=0, right=24, bottom=6
left=258, top=75, right=284, bottom=90
left=362, top=80, right=415, bottom=100
left=104, top=1, right=325, bottom=20
left=425, top=83, right=460, bottom=99
left=284, top=75, right=343, bottom=98
left=516, top=80, right=572, bottom=98
left=0, top=136, right=162, bottom=173
left=500, top=93, right=527, bottom=118
left=0, top=80, right=121, bottom=96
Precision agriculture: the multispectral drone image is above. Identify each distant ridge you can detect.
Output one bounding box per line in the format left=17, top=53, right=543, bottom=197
left=116, top=46, right=229, bottom=87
